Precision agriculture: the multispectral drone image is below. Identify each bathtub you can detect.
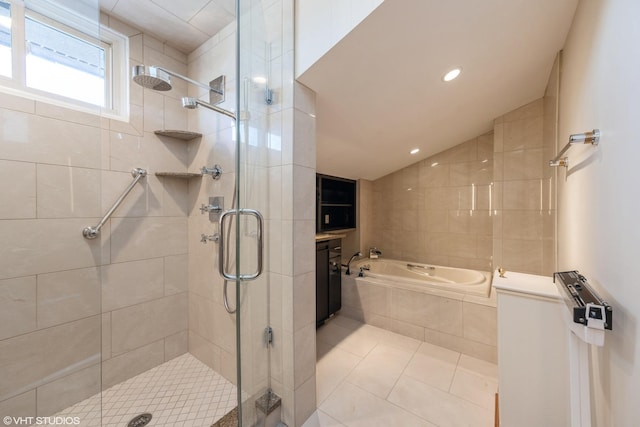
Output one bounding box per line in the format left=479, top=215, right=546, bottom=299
left=350, top=258, right=492, bottom=297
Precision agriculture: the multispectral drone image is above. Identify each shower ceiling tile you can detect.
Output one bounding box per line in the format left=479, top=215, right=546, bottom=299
left=188, top=1, right=235, bottom=37
left=152, top=0, right=211, bottom=21
left=100, top=0, right=235, bottom=53
left=110, top=0, right=211, bottom=53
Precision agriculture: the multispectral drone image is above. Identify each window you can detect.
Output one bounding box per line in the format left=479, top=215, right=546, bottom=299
left=0, top=2, right=11, bottom=78
left=0, top=0, right=128, bottom=120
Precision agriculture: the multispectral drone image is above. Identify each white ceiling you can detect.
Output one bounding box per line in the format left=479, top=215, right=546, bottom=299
left=298, top=0, right=579, bottom=181
left=99, top=0, right=235, bottom=53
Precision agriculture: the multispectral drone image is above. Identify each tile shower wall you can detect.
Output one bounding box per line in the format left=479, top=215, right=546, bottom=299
left=186, top=2, right=317, bottom=426
left=185, top=19, right=238, bottom=388
left=369, top=134, right=494, bottom=271
left=0, top=14, right=189, bottom=418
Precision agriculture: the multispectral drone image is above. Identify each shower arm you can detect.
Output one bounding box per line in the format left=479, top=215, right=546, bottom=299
left=187, top=98, right=236, bottom=120
left=154, top=66, right=223, bottom=96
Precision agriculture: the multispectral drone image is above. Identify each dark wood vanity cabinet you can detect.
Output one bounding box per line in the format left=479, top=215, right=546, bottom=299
left=316, top=238, right=342, bottom=327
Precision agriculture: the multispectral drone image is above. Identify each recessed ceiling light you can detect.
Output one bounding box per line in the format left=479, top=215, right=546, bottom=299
left=431, top=162, right=439, bottom=167
left=410, top=148, right=420, bottom=155
left=442, top=67, right=462, bottom=82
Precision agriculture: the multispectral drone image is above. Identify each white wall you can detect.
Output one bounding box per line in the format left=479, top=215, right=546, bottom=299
left=558, top=0, right=640, bottom=424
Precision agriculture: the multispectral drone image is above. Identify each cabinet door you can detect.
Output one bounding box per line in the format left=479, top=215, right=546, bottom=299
left=328, top=257, right=342, bottom=315
left=316, top=243, right=329, bottom=325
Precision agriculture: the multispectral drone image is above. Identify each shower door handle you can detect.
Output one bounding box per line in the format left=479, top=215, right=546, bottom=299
left=218, top=209, right=264, bottom=281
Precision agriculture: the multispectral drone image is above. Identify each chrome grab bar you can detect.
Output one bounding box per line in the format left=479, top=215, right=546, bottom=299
left=218, top=208, right=264, bottom=281
left=549, top=129, right=600, bottom=167
left=82, top=168, right=147, bottom=239
left=407, top=263, right=435, bottom=270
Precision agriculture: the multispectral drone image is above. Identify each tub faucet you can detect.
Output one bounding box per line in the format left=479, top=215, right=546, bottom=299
left=344, top=252, right=362, bottom=275
left=369, top=247, right=382, bottom=259
left=358, top=264, right=371, bottom=277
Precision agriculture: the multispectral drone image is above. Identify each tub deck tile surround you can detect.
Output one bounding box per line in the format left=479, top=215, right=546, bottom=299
left=341, top=268, right=498, bottom=363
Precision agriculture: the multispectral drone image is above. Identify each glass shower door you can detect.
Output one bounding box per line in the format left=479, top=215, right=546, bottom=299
left=232, top=0, right=274, bottom=425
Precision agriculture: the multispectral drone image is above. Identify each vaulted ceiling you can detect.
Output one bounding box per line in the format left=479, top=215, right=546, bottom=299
left=102, top=0, right=579, bottom=181
left=298, top=0, right=579, bottom=180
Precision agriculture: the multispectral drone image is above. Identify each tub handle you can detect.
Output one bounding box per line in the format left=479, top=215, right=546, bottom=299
left=407, top=263, right=435, bottom=270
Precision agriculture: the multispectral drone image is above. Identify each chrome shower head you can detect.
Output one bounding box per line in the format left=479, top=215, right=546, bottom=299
left=132, top=65, right=172, bottom=91
left=181, top=97, right=198, bottom=109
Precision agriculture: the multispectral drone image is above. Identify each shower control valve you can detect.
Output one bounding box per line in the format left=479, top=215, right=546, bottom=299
left=200, top=203, right=223, bottom=214
left=201, top=165, right=222, bottom=180
left=201, top=196, right=224, bottom=222
left=200, top=233, right=220, bottom=244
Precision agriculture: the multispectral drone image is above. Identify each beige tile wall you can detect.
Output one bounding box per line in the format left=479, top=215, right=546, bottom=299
left=363, top=95, right=555, bottom=277
left=186, top=2, right=317, bottom=425
left=185, top=17, right=238, bottom=389
left=0, top=14, right=189, bottom=418
left=368, top=133, right=494, bottom=271
left=493, top=96, right=555, bottom=276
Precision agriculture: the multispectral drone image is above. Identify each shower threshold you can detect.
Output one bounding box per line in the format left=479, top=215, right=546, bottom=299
left=44, top=353, right=236, bottom=427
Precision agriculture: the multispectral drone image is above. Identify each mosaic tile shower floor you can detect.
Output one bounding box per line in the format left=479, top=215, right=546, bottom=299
left=45, top=354, right=236, bottom=427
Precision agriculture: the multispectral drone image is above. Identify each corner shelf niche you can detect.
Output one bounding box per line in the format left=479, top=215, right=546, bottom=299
left=154, top=129, right=202, bottom=141
left=154, top=129, right=205, bottom=179
left=155, top=172, right=202, bottom=179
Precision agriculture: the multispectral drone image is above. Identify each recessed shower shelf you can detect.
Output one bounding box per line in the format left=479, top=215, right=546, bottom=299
left=154, top=130, right=202, bottom=141
left=155, top=172, right=202, bottom=179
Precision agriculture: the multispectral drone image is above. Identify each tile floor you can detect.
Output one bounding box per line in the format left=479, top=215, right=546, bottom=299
left=47, top=353, right=236, bottom=427
left=303, top=315, right=498, bottom=427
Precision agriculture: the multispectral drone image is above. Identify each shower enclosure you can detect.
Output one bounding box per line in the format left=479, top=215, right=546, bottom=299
left=0, top=0, right=316, bottom=426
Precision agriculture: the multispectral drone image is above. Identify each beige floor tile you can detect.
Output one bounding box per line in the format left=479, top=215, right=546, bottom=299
left=316, top=344, right=362, bottom=405
left=379, top=329, right=422, bottom=352
left=331, top=315, right=366, bottom=331
left=403, top=342, right=460, bottom=391
left=317, top=322, right=352, bottom=347
left=449, top=368, right=498, bottom=410
left=302, top=409, right=347, bottom=427
left=388, top=375, right=494, bottom=427
left=317, top=321, right=378, bottom=357
left=345, top=344, right=414, bottom=398
left=320, top=382, right=435, bottom=427
left=457, top=354, right=499, bottom=380
left=316, top=315, right=500, bottom=426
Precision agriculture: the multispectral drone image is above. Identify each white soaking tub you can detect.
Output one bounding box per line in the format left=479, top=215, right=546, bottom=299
left=350, top=258, right=492, bottom=297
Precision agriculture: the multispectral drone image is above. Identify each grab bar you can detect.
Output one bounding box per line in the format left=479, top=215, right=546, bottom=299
left=82, top=168, right=147, bottom=239
left=407, top=263, right=435, bottom=270
left=549, top=129, right=600, bottom=167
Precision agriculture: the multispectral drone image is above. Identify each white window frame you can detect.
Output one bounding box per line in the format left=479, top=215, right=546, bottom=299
left=0, top=0, right=129, bottom=121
